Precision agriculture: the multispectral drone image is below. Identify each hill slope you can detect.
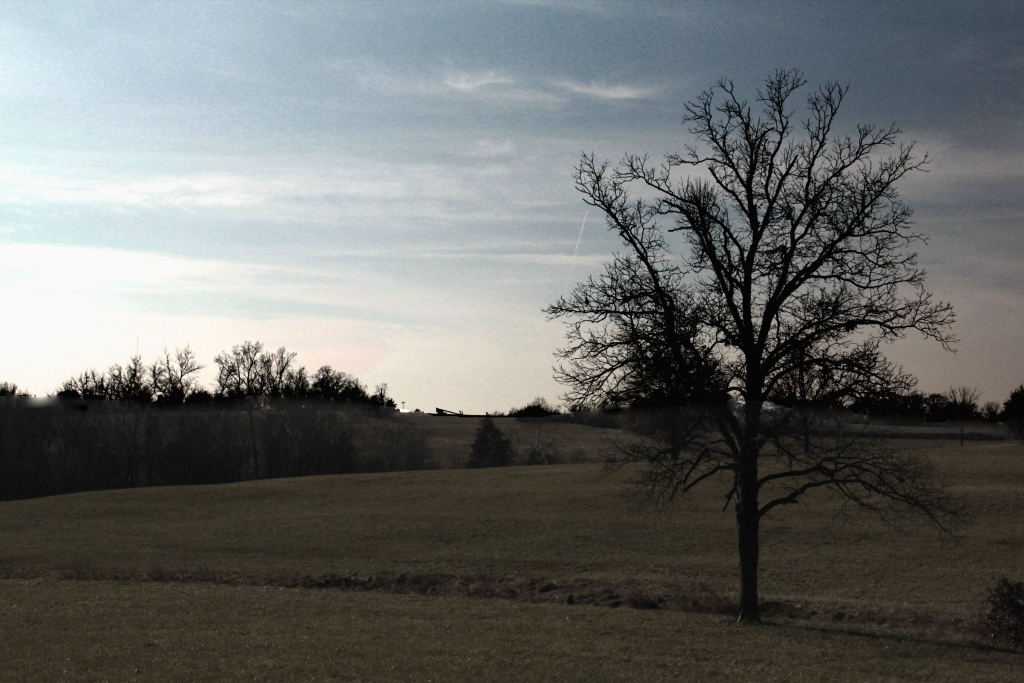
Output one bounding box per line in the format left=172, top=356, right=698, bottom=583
left=2, top=442, right=1022, bottom=620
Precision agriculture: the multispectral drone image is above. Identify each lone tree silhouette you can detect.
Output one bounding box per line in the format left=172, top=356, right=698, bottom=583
left=548, top=70, right=960, bottom=623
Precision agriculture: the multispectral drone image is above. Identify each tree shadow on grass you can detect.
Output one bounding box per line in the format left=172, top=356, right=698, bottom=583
left=765, top=619, right=1024, bottom=658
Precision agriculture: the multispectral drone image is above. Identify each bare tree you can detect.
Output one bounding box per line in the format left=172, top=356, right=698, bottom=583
left=150, top=347, right=204, bottom=403
left=215, top=342, right=301, bottom=398
left=215, top=341, right=262, bottom=397
left=943, top=385, right=981, bottom=421
left=549, top=71, right=960, bottom=622
left=369, top=383, right=397, bottom=409
left=261, top=347, right=298, bottom=397
left=282, top=365, right=311, bottom=398
left=58, top=368, right=108, bottom=399
left=981, top=401, right=1002, bottom=422
left=107, top=355, right=152, bottom=402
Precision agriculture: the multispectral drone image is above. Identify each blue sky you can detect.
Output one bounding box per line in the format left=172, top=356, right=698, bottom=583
left=1, top=1, right=1021, bottom=411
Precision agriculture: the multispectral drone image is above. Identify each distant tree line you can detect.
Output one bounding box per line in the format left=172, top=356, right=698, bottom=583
left=848, top=384, right=1024, bottom=424
left=56, top=347, right=203, bottom=403
left=210, top=341, right=395, bottom=407
left=0, top=342, right=415, bottom=501
left=48, top=341, right=396, bottom=408
left=0, top=400, right=427, bottom=501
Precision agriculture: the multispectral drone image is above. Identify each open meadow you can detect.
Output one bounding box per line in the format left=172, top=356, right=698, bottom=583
left=1, top=432, right=1022, bottom=681
left=3, top=4, right=1023, bottom=681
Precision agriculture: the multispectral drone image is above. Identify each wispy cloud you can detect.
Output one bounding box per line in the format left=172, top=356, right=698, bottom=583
left=497, top=252, right=606, bottom=267
left=353, top=62, right=654, bottom=103
left=0, top=243, right=403, bottom=321
left=0, top=162, right=486, bottom=213
left=442, top=69, right=515, bottom=92
left=553, top=79, right=656, bottom=99
left=338, top=58, right=561, bottom=104
left=0, top=241, right=599, bottom=321
left=0, top=170, right=281, bottom=208
left=0, top=149, right=576, bottom=232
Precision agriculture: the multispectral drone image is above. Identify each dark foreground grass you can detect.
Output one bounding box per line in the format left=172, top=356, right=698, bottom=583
left=0, top=441, right=1022, bottom=679
left=1, top=578, right=1021, bottom=683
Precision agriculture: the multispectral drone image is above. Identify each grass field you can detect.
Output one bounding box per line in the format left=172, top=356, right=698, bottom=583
left=1, top=436, right=1022, bottom=680
left=3, top=579, right=1021, bottom=682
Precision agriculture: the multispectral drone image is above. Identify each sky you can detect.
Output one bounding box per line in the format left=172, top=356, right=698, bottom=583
left=0, top=1, right=1021, bottom=412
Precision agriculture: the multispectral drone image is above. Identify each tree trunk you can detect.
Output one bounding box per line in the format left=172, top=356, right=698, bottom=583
left=736, top=398, right=762, bottom=623
left=735, top=485, right=760, bottom=623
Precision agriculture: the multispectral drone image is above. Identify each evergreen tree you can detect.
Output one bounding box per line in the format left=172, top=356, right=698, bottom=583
left=1003, top=384, right=1024, bottom=421
left=467, top=416, right=515, bottom=468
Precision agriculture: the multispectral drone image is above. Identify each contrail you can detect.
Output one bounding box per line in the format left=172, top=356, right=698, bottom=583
left=570, top=210, right=588, bottom=264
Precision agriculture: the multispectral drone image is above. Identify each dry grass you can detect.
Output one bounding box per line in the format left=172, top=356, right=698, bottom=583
left=0, top=438, right=1022, bottom=679
left=2, top=578, right=1021, bottom=683
left=2, top=441, right=1021, bottom=616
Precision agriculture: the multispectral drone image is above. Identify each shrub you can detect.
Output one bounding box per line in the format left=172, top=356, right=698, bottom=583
left=982, top=577, right=1024, bottom=646
left=508, top=397, right=560, bottom=418
left=943, top=385, right=981, bottom=421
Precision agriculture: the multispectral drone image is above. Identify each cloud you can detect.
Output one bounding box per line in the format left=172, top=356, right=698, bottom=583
left=0, top=243, right=386, bottom=316
left=438, top=67, right=561, bottom=103
left=0, top=141, right=588, bottom=243
left=338, top=58, right=562, bottom=104
left=553, top=79, right=656, bottom=99
left=442, top=69, right=515, bottom=92
left=0, top=169, right=282, bottom=208
left=0, top=240, right=602, bottom=328
left=343, top=59, right=511, bottom=96
left=0, top=159, right=487, bottom=215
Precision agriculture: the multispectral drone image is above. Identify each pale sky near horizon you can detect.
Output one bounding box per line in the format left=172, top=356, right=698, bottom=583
left=1, top=1, right=1021, bottom=412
